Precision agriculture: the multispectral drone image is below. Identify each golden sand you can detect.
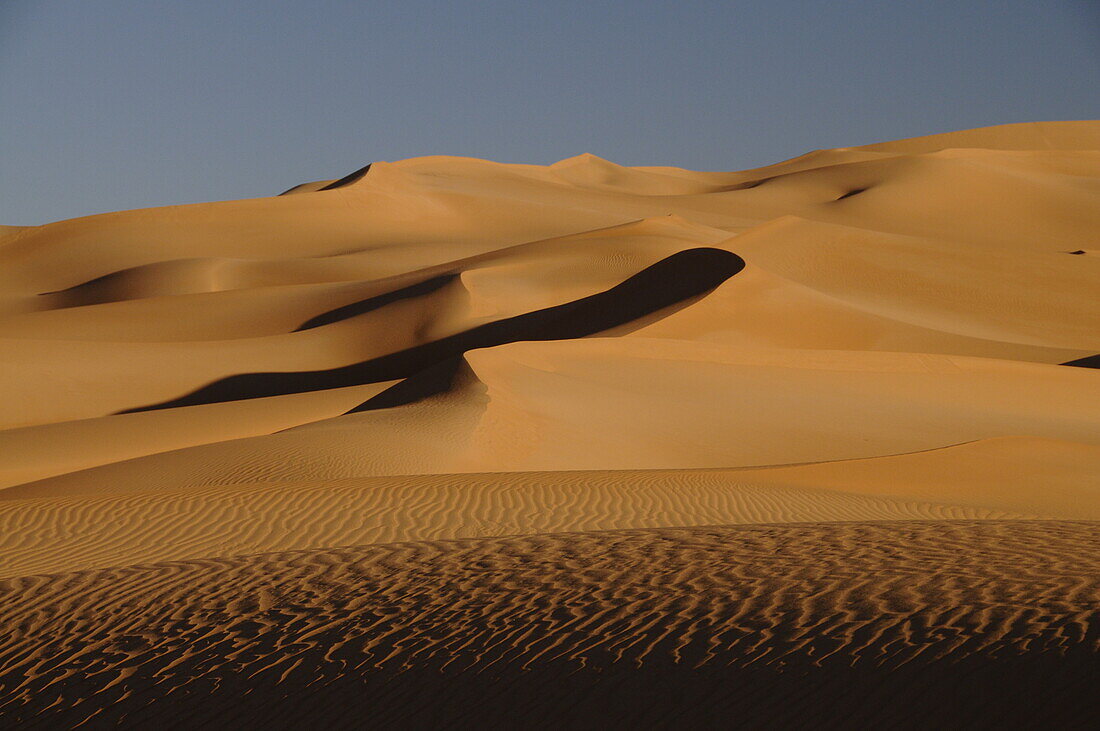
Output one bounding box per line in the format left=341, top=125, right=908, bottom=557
left=1, top=121, right=1097, bottom=727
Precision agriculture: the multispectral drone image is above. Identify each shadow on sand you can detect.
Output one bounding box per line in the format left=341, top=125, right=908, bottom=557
left=120, top=247, right=745, bottom=413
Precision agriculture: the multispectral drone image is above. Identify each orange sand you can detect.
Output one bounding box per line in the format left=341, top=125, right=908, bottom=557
left=1, top=121, right=1098, bottom=727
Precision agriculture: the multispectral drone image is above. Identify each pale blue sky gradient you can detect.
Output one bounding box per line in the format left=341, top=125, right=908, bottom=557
left=1, top=1, right=1098, bottom=224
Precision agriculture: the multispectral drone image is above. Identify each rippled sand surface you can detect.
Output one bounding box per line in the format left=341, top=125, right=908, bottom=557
left=1, top=121, right=1098, bottom=727
left=2, top=522, right=1097, bottom=728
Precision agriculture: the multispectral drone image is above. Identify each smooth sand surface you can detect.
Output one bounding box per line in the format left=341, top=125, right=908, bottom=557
left=1, top=121, right=1098, bottom=727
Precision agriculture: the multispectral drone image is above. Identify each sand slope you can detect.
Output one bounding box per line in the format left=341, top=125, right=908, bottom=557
left=1, top=121, right=1099, bottom=726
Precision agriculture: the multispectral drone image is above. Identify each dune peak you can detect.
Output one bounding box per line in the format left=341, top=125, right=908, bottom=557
left=2, top=120, right=1099, bottom=727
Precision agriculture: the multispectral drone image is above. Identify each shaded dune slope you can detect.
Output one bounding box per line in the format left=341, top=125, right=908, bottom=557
left=121, top=247, right=744, bottom=412
left=1064, top=353, right=1100, bottom=368
left=293, top=273, right=455, bottom=331
left=1, top=122, right=1099, bottom=727
left=1, top=521, right=1096, bottom=729
left=318, top=163, right=372, bottom=191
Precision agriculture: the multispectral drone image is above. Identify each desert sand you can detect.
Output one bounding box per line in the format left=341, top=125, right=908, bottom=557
left=0, top=121, right=1098, bottom=728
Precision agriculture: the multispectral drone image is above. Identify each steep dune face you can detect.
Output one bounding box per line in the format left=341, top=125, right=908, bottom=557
left=2, top=121, right=1099, bottom=726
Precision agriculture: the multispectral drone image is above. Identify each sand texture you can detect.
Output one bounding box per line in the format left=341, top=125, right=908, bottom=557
left=2, top=522, right=1097, bottom=728
left=1, top=121, right=1098, bottom=727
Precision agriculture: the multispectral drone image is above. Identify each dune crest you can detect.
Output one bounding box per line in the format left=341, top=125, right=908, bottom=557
left=2, top=121, right=1098, bottom=727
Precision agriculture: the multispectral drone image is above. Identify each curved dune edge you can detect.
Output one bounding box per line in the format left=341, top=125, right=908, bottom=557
left=0, top=382, right=398, bottom=489
left=5, top=339, right=1099, bottom=501
left=117, top=247, right=745, bottom=413
left=1, top=121, right=1099, bottom=727
left=1, top=521, right=1096, bottom=728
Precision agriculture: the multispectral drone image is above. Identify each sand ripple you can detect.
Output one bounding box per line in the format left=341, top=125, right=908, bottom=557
left=0, top=469, right=1032, bottom=578
left=1, top=520, right=1096, bottom=728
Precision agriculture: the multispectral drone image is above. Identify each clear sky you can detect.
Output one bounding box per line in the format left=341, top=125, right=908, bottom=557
left=1, top=0, right=1098, bottom=225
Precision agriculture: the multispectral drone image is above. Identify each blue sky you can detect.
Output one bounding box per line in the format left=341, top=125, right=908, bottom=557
left=1, top=1, right=1098, bottom=224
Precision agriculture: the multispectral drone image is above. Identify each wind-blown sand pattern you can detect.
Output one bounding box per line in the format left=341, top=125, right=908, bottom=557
left=0, top=461, right=1042, bottom=579
left=1, top=522, right=1097, bottom=728
left=1, top=121, right=1099, bottom=727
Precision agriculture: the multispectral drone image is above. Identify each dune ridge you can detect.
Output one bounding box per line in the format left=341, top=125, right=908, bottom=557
left=1, top=120, right=1099, bottom=727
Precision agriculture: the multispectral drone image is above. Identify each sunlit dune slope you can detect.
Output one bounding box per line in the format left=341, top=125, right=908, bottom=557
left=2, top=119, right=1099, bottom=727
left=6, top=435, right=1095, bottom=579
left=1, top=120, right=1098, bottom=525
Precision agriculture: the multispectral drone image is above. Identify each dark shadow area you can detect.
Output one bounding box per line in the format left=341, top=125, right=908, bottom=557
left=2, top=521, right=1095, bottom=730
left=5, top=653, right=1094, bottom=731
left=1065, top=250, right=1086, bottom=255
left=835, top=186, right=868, bottom=201
left=719, top=176, right=770, bottom=191
left=119, top=247, right=745, bottom=413
left=319, top=164, right=373, bottom=191
left=1062, top=354, right=1100, bottom=368
left=347, top=356, right=464, bottom=412
left=295, top=274, right=455, bottom=331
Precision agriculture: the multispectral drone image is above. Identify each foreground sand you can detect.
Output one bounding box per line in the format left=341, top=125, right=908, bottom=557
left=2, top=522, right=1097, bottom=728
left=1, top=121, right=1098, bottom=727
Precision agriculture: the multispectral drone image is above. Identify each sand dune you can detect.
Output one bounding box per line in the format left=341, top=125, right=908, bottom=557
left=1, top=121, right=1098, bottom=726
left=8, top=339, right=1095, bottom=499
